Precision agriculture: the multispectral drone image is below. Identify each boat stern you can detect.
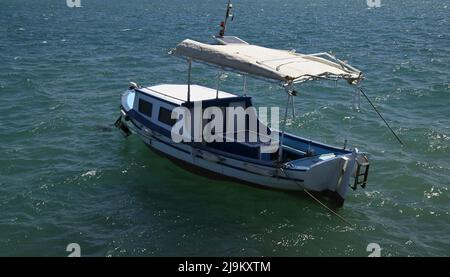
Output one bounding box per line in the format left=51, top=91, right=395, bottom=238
left=286, top=148, right=369, bottom=206
left=326, top=149, right=370, bottom=205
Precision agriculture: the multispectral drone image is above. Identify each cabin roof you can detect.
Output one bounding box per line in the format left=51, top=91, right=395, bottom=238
left=137, top=84, right=241, bottom=105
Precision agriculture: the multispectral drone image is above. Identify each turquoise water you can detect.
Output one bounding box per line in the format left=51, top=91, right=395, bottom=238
left=0, top=0, right=449, bottom=256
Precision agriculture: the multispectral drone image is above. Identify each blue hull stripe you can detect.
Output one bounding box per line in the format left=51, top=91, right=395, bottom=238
left=130, top=120, right=304, bottom=182
left=126, top=108, right=297, bottom=167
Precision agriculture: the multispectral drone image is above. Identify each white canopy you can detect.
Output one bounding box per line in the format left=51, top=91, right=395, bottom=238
left=173, top=38, right=362, bottom=84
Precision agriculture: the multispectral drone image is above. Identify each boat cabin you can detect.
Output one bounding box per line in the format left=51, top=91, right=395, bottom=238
left=129, top=84, right=276, bottom=158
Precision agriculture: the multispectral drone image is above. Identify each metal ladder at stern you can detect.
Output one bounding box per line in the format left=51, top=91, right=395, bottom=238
left=352, top=154, right=370, bottom=190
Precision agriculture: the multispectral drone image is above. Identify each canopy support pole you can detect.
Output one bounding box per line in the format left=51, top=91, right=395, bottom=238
left=277, top=86, right=293, bottom=164
left=216, top=71, right=220, bottom=99
left=291, top=95, right=296, bottom=117
left=243, top=75, right=247, bottom=96
left=187, top=58, right=192, bottom=102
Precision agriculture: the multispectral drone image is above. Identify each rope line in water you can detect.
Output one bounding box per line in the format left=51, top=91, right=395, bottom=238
left=302, top=187, right=355, bottom=228
left=279, top=167, right=355, bottom=228
left=359, top=87, right=404, bottom=146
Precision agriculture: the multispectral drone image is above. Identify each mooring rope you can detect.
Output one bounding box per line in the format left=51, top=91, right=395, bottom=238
left=279, top=167, right=355, bottom=228
left=301, top=186, right=355, bottom=228
left=359, top=87, right=404, bottom=146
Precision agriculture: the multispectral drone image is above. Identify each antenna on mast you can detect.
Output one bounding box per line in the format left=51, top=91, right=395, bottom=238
left=218, top=0, right=234, bottom=37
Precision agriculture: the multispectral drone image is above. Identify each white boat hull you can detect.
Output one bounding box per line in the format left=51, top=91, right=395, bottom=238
left=126, top=118, right=356, bottom=205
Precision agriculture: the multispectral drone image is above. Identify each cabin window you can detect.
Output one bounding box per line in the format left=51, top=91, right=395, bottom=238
left=158, top=107, right=177, bottom=126
left=138, top=99, right=153, bottom=117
